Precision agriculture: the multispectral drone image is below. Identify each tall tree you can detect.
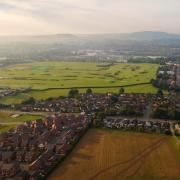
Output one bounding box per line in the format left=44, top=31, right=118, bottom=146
left=86, top=88, right=93, bottom=94
left=68, top=88, right=79, bottom=98
left=119, top=87, right=125, bottom=94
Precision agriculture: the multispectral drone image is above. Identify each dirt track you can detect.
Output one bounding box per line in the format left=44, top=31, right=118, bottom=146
left=89, top=138, right=166, bottom=180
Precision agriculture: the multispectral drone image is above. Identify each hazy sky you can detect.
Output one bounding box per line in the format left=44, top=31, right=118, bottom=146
left=0, top=0, right=180, bottom=35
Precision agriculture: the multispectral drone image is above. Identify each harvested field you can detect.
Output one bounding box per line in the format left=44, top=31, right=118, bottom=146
left=48, top=129, right=180, bottom=180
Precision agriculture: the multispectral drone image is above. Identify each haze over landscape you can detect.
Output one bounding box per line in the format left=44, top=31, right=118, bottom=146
left=0, top=0, right=180, bottom=35
left=0, top=1, right=180, bottom=180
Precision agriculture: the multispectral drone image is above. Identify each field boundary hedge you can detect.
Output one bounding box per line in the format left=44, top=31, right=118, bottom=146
left=32, top=82, right=151, bottom=91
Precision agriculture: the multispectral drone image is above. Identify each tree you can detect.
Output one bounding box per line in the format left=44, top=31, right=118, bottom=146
left=110, top=94, right=118, bottom=103
left=68, top=88, right=79, bottom=98
left=86, top=88, right=93, bottom=94
left=157, top=88, right=163, bottom=97
left=46, top=97, right=54, bottom=101
left=153, top=107, right=168, bottom=119
left=119, top=87, right=125, bottom=94
left=22, top=97, right=36, bottom=105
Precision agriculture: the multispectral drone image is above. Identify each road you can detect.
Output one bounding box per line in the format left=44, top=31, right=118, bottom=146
left=170, top=122, right=180, bottom=148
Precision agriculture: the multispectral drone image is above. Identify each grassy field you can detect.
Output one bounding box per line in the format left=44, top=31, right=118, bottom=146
left=0, top=61, right=159, bottom=104
left=48, top=129, right=180, bottom=180
left=0, top=62, right=159, bottom=89
left=0, top=111, right=42, bottom=123
left=0, top=111, right=43, bottom=132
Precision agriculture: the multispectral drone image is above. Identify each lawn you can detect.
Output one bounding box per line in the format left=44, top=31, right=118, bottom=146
left=0, top=62, right=159, bottom=104
left=48, top=129, right=180, bottom=180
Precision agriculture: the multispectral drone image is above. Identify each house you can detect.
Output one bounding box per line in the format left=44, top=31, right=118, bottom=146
left=25, top=151, right=39, bottom=163
left=17, top=170, right=29, bottom=180
left=55, top=143, right=67, bottom=156
left=1, top=163, right=19, bottom=178
left=29, top=171, right=43, bottom=180
left=29, top=158, right=43, bottom=172
left=21, top=135, right=30, bottom=149
left=16, top=151, right=26, bottom=162
left=2, top=151, right=16, bottom=163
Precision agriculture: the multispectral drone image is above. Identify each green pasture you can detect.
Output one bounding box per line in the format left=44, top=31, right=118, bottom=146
left=0, top=61, right=159, bottom=104
left=0, top=62, right=158, bottom=89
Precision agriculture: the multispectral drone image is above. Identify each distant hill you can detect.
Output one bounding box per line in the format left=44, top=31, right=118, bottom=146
left=1, top=31, right=180, bottom=42
left=123, top=31, right=180, bottom=41
left=79, top=31, right=180, bottom=41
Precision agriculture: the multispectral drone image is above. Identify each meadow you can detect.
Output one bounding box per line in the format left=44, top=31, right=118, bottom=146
left=48, top=129, right=180, bottom=180
left=0, top=61, right=159, bottom=104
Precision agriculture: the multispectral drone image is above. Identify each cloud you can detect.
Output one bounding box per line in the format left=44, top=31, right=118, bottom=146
left=0, top=0, right=180, bottom=35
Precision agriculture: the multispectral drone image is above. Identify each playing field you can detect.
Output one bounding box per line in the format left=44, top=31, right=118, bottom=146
left=0, top=62, right=159, bottom=104
left=48, top=129, right=180, bottom=180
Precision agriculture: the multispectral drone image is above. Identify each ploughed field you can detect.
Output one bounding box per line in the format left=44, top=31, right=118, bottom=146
left=48, top=129, right=180, bottom=180
left=0, top=62, right=159, bottom=104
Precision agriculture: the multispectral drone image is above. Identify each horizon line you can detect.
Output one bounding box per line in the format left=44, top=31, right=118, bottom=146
left=0, top=31, right=180, bottom=37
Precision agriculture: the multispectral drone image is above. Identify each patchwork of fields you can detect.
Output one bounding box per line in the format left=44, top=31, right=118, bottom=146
left=0, top=62, right=159, bottom=104
left=48, top=129, right=180, bottom=180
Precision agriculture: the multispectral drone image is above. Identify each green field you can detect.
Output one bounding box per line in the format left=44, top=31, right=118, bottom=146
left=0, top=111, right=43, bottom=132
left=0, top=61, right=159, bottom=104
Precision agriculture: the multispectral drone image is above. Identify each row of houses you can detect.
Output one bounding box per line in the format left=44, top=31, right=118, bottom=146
left=0, top=113, right=91, bottom=179
left=103, top=117, right=171, bottom=135
left=16, top=93, right=149, bottom=117
left=151, top=95, right=180, bottom=119
left=16, top=93, right=180, bottom=120
left=153, top=62, right=180, bottom=91
left=0, top=87, right=31, bottom=99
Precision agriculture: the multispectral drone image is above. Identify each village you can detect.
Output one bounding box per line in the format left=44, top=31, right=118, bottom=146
left=0, top=113, right=91, bottom=179
left=152, top=62, right=180, bottom=91
left=103, top=117, right=171, bottom=135
left=15, top=92, right=180, bottom=119
left=16, top=93, right=148, bottom=116
left=0, top=87, right=31, bottom=99
left=0, top=92, right=180, bottom=179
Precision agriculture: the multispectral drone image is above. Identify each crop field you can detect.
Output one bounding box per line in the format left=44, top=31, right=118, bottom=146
left=48, top=129, right=180, bottom=180
left=0, top=62, right=159, bottom=104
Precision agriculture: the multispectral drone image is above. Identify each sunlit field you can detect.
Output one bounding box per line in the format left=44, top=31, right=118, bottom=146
left=0, top=62, right=159, bottom=104
left=49, top=129, right=180, bottom=180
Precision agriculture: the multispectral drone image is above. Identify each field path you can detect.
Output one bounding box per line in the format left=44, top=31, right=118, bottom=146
left=88, top=137, right=166, bottom=180
left=109, top=139, right=165, bottom=180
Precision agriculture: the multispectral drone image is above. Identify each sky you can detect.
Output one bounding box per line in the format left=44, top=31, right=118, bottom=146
left=0, top=0, right=180, bottom=35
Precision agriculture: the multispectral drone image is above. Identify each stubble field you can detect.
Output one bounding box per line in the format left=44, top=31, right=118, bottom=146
left=48, top=129, right=180, bottom=180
